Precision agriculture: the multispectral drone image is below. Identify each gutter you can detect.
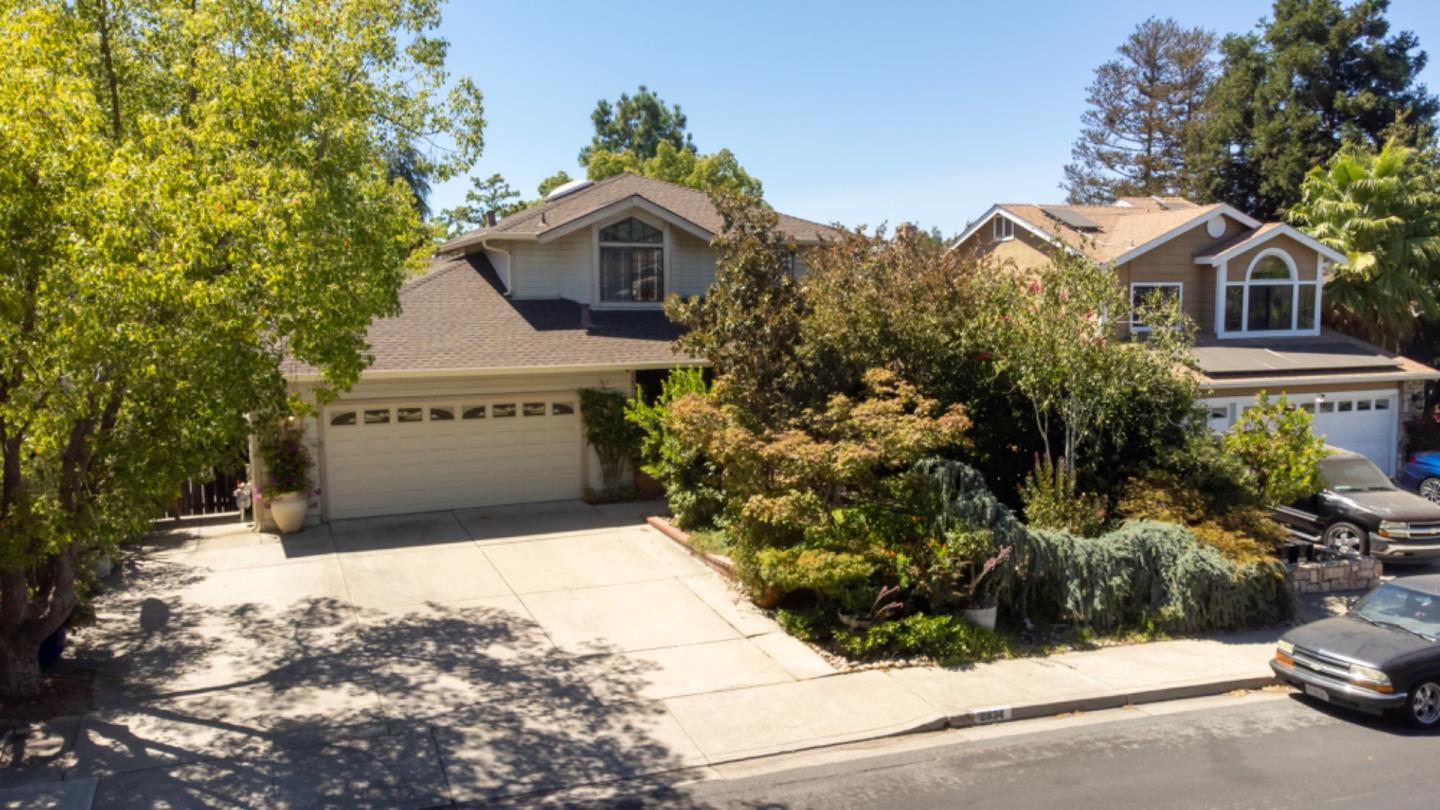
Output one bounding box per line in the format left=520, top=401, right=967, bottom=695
left=1200, top=369, right=1438, bottom=391
left=285, top=359, right=709, bottom=384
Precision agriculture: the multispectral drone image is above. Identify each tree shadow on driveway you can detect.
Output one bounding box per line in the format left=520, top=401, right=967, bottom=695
left=5, top=550, right=727, bottom=807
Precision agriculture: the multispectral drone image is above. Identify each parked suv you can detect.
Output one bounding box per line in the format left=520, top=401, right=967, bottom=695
left=1271, top=448, right=1440, bottom=561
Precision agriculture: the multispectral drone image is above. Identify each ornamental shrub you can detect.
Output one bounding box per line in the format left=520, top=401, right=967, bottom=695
left=833, top=613, right=1006, bottom=666
left=625, top=368, right=724, bottom=528
left=579, top=388, right=643, bottom=500
left=753, top=547, right=875, bottom=613
left=1019, top=455, right=1108, bottom=537
left=259, top=422, right=312, bottom=497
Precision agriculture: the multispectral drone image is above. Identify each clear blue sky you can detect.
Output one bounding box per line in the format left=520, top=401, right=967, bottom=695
left=428, top=0, right=1440, bottom=236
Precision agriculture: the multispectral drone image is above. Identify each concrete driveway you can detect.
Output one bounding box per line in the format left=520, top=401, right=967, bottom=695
left=4, top=501, right=848, bottom=807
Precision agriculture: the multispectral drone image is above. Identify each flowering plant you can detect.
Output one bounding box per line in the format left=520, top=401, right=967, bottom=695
left=259, top=421, right=313, bottom=499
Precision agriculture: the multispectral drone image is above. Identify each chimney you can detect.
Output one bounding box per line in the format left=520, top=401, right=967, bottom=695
left=580, top=304, right=593, bottom=329
left=485, top=209, right=497, bottom=227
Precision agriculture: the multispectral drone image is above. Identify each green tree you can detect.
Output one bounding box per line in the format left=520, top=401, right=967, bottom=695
left=536, top=170, right=574, bottom=198
left=971, top=249, right=1198, bottom=482
left=1221, top=393, right=1327, bottom=505
left=578, top=85, right=693, bottom=166
left=667, top=193, right=801, bottom=423
left=1290, top=139, right=1440, bottom=351
left=438, top=173, right=524, bottom=237
left=0, top=0, right=483, bottom=697
left=1063, top=17, right=1215, bottom=204
left=1188, top=0, right=1439, bottom=218
left=586, top=142, right=763, bottom=197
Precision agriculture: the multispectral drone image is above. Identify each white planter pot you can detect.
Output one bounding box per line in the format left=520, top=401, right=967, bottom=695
left=963, top=605, right=998, bottom=631
left=269, top=492, right=308, bottom=534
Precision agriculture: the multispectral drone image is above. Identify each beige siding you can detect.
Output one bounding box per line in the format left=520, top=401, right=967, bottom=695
left=671, top=231, right=716, bottom=297
left=1223, top=234, right=1322, bottom=282
left=1118, top=215, right=1246, bottom=337
left=512, top=231, right=590, bottom=301
left=955, top=225, right=1053, bottom=269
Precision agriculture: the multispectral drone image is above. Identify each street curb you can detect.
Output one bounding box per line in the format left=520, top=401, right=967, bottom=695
left=937, top=674, right=1280, bottom=728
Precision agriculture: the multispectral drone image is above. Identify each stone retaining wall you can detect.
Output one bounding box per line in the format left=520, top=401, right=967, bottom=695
left=1286, top=556, right=1382, bottom=594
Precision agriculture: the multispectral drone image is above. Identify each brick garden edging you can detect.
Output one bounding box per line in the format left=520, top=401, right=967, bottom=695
left=646, top=516, right=736, bottom=579
left=1285, top=556, right=1382, bottom=595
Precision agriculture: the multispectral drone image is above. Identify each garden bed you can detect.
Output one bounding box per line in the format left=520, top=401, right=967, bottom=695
left=647, top=516, right=735, bottom=578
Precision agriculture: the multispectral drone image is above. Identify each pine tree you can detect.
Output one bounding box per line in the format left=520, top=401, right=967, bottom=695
left=1188, top=0, right=1439, bottom=219
left=1063, top=18, right=1215, bottom=204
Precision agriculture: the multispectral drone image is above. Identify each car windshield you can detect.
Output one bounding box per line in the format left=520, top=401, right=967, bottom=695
left=1353, top=584, right=1440, bottom=641
left=1322, top=457, right=1394, bottom=492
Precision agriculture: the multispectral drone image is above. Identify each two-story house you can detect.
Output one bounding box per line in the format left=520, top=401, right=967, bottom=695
left=277, top=173, right=837, bottom=521
left=953, top=197, right=1438, bottom=476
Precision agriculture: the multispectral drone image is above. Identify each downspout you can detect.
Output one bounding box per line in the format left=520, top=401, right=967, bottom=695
left=481, top=239, right=513, bottom=295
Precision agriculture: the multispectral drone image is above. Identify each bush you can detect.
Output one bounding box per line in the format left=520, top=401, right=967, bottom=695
left=833, top=613, right=1006, bottom=666
left=1116, top=470, right=1286, bottom=565
left=579, top=388, right=642, bottom=500
left=625, top=368, right=725, bottom=528
left=753, top=547, right=875, bottom=613
left=1008, top=522, right=1292, bottom=634
left=1221, top=392, right=1326, bottom=505
left=1019, top=455, right=1107, bottom=537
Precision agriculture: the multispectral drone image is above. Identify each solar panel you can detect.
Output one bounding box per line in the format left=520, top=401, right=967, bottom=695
left=1041, top=206, right=1102, bottom=230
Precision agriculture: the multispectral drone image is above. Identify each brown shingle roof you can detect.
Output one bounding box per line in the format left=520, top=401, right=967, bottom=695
left=997, top=202, right=1227, bottom=263
left=441, top=173, right=838, bottom=252
left=284, top=254, right=697, bottom=378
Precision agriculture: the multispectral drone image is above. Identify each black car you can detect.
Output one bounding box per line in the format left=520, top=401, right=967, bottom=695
left=1273, top=576, right=1440, bottom=727
left=1271, top=448, right=1440, bottom=561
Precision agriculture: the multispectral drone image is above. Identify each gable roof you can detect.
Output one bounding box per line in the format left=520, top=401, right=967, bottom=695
left=1193, top=222, right=1348, bottom=265
left=440, top=173, right=839, bottom=253
left=283, top=253, right=697, bottom=381
left=955, top=198, right=1264, bottom=264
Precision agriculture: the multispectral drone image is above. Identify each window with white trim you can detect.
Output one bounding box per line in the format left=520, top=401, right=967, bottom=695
left=992, top=216, right=1014, bottom=242
left=1220, top=249, right=1318, bottom=335
left=599, top=218, right=663, bottom=302
left=1129, top=282, right=1182, bottom=331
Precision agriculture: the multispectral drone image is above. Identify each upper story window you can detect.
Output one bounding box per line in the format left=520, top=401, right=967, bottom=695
left=1129, top=282, right=1182, bottom=331
left=992, top=216, right=1014, bottom=242
left=1220, top=250, right=1318, bottom=336
left=599, top=217, right=664, bottom=303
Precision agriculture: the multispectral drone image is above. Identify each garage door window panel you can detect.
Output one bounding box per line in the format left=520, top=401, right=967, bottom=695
left=523, top=403, right=546, bottom=416
left=398, top=407, right=423, bottom=423
left=463, top=406, right=486, bottom=420
left=493, top=404, right=516, bottom=418
left=430, top=407, right=454, bottom=421
left=552, top=402, right=575, bottom=415
left=364, top=409, right=390, bottom=425
left=330, top=411, right=357, bottom=427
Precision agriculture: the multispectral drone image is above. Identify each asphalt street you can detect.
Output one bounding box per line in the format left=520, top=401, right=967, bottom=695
left=624, top=693, right=1440, bottom=810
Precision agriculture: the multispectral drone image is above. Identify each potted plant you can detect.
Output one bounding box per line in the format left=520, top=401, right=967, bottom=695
left=259, top=420, right=313, bottom=534
left=918, top=525, right=1012, bottom=631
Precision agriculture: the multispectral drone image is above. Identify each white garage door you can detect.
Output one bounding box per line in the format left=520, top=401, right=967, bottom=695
left=1306, top=394, right=1398, bottom=475
left=322, top=395, right=582, bottom=520
left=1206, top=390, right=1398, bottom=476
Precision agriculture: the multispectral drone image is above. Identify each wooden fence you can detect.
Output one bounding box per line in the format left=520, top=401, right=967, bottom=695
left=164, top=466, right=247, bottom=518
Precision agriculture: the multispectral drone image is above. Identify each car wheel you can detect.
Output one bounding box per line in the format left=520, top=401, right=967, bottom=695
left=1408, top=680, right=1440, bottom=729
left=1322, top=521, right=1367, bottom=555
left=1421, top=477, right=1440, bottom=504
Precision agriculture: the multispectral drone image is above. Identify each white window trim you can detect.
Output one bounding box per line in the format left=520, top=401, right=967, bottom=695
left=992, top=216, right=1014, bottom=242
left=1128, top=281, right=1183, bottom=332
left=1214, top=248, right=1322, bottom=339
left=590, top=212, right=671, bottom=310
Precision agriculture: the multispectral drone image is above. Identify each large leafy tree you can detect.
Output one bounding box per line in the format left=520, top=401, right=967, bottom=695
left=1188, top=0, right=1438, bottom=219
left=578, top=85, right=693, bottom=166
left=0, top=0, right=483, bottom=697
left=1291, top=139, right=1440, bottom=351
left=1063, top=17, right=1215, bottom=204
left=586, top=141, right=763, bottom=197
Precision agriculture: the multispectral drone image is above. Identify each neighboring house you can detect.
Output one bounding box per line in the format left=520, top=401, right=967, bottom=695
left=261, top=173, right=836, bottom=524
left=953, top=196, right=1439, bottom=476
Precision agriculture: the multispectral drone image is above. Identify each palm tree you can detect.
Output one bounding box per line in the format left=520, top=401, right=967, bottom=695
left=1290, top=140, right=1440, bottom=352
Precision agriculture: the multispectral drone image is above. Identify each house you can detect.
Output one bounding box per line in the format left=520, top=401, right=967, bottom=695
left=953, top=197, right=1438, bottom=476
left=263, top=173, right=837, bottom=524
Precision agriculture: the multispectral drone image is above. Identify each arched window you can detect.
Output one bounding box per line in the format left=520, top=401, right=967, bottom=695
left=599, top=217, right=664, bottom=303
left=1221, top=249, right=1317, bottom=334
